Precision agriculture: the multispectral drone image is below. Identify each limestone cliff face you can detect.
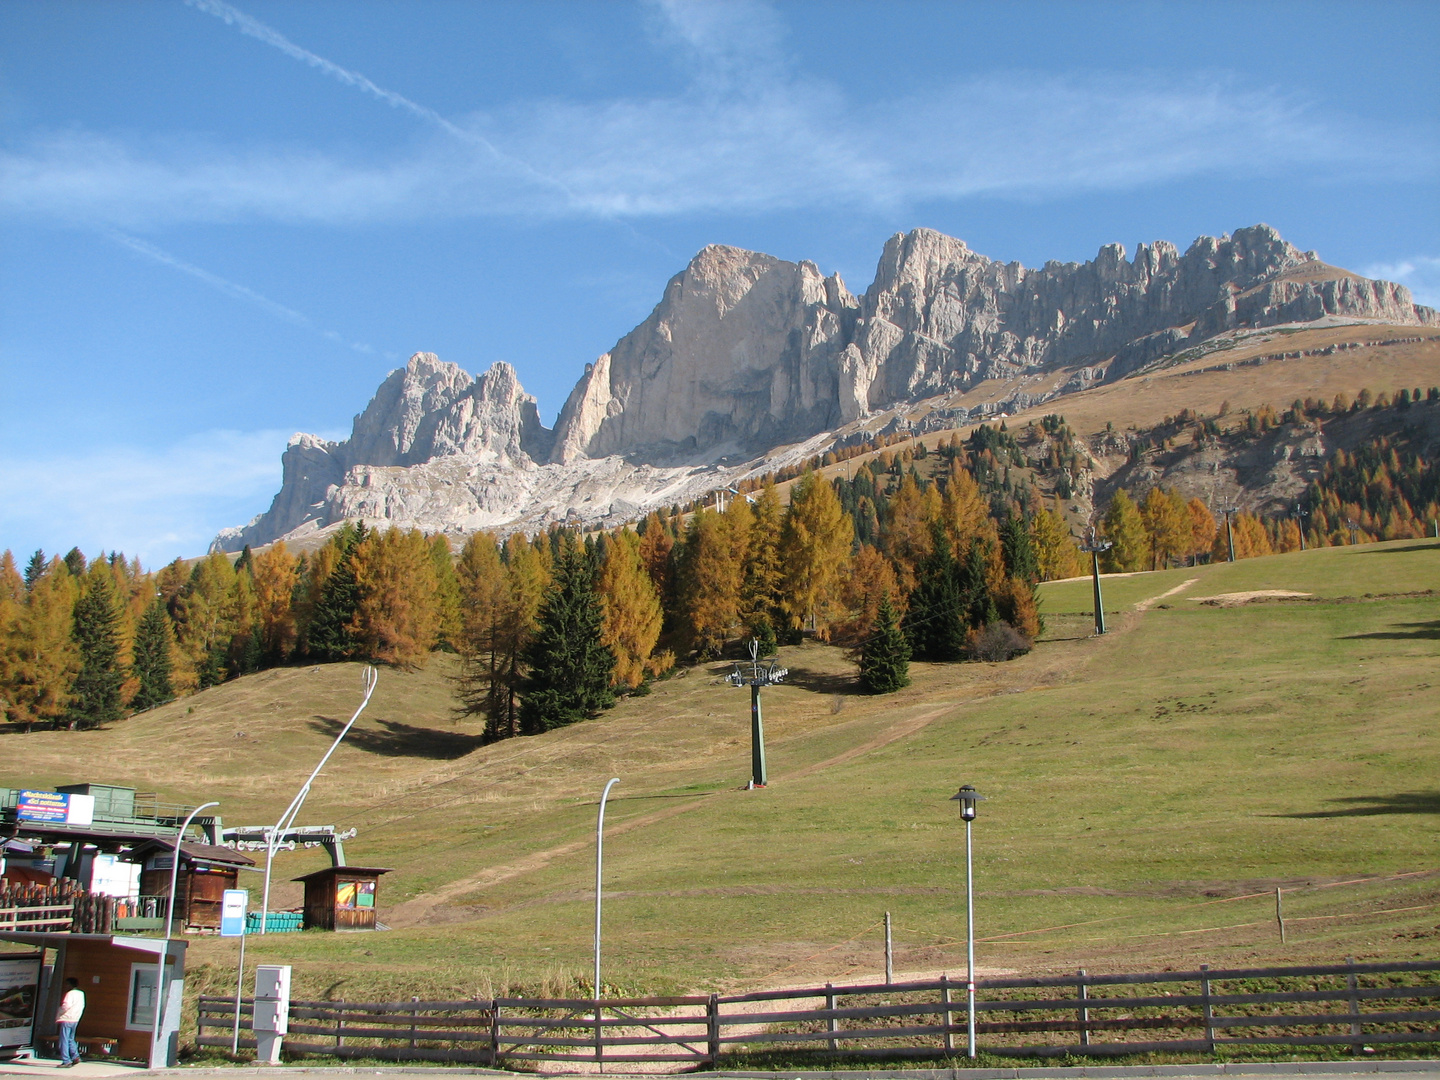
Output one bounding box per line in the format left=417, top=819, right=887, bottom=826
left=216, top=225, right=1438, bottom=551
left=550, top=245, right=858, bottom=464
left=547, top=224, right=1436, bottom=464
left=215, top=354, right=554, bottom=550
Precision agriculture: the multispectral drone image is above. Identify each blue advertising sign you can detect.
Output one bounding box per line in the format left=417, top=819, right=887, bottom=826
left=220, top=889, right=248, bottom=937
left=16, top=790, right=94, bottom=826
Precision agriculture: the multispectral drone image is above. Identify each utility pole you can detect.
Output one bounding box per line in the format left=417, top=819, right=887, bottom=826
left=726, top=638, right=787, bottom=788
left=1219, top=506, right=1238, bottom=562
left=1078, top=530, right=1112, bottom=636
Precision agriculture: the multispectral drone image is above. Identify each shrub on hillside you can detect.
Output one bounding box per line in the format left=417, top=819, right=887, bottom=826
left=965, top=621, right=1031, bottom=662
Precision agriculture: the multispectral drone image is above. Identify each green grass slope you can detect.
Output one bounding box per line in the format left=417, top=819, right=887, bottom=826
left=3, top=541, right=1437, bottom=1006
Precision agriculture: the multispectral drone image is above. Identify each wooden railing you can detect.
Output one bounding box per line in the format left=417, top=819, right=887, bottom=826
left=197, top=959, right=1440, bottom=1066
left=0, top=903, right=75, bottom=932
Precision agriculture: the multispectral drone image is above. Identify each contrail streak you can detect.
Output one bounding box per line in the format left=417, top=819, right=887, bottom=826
left=182, top=0, right=576, bottom=202
left=106, top=230, right=373, bottom=354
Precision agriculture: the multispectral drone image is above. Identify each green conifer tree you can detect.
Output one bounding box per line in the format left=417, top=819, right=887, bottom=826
left=904, top=526, right=967, bottom=661
left=66, top=569, right=124, bottom=729
left=958, top=540, right=999, bottom=629
left=130, top=599, right=175, bottom=711
left=858, top=596, right=910, bottom=693
left=23, top=550, right=46, bottom=592
left=518, top=541, right=615, bottom=734
left=308, top=523, right=366, bottom=660
left=1000, top=513, right=1039, bottom=584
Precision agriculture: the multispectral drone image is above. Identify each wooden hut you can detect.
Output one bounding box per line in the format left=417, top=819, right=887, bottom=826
left=132, top=841, right=254, bottom=932
left=0, top=930, right=186, bottom=1067
left=294, top=866, right=392, bottom=931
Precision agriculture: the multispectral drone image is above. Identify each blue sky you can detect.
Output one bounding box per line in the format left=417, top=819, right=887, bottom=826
left=2, top=0, right=1437, bottom=564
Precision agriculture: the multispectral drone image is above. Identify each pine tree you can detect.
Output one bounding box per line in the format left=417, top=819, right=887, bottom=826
left=67, top=567, right=124, bottom=729
left=858, top=596, right=910, bottom=693
left=904, top=527, right=967, bottom=661
left=308, top=523, right=365, bottom=661
left=130, top=599, right=175, bottom=711
left=1000, top=512, right=1039, bottom=584
left=23, top=550, right=46, bottom=592
left=63, top=548, right=87, bottom=578
left=957, top=538, right=999, bottom=630
left=518, top=540, right=615, bottom=734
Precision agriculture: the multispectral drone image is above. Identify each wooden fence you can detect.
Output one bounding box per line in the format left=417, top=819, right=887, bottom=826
left=197, top=959, right=1440, bottom=1067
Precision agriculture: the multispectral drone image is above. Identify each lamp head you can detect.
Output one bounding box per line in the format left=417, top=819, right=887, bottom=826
left=950, top=784, right=984, bottom=821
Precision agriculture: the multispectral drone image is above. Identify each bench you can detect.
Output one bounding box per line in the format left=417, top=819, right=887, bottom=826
left=37, top=1034, right=119, bottom=1058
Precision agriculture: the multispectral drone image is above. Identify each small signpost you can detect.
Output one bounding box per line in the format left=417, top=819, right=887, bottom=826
left=220, top=890, right=248, bottom=1054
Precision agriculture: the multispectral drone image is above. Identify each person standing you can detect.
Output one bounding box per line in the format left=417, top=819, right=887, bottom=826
left=56, top=977, right=85, bottom=1068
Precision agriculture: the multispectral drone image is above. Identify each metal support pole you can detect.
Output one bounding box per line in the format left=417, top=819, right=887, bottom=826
left=595, top=777, right=620, bottom=1070
left=965, top=817, right=976, bottom=1060
left=231, top=931, right=246, bottom=1055
left=260, top=666, right=377, bottom=933
left=1090, top=550, right=1105, bottom=635
left=1226, top=512, right=1236, bottom=563
left=1077, top=968, right=1089, bottom=1047
left=152, top=800, right=218, bottom=1068
left=750, top=683, right=767, bottom=788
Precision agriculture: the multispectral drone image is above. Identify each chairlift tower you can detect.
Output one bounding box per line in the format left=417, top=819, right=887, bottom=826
left=1078, top=530, right=1112, bottom=636
left=1293, top=504, right=1309, bottom=551
left=726, top=638, right=787, bottom=788
left=1219, top=506, right=1239, bottom=563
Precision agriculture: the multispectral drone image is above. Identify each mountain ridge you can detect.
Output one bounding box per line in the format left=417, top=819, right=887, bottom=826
left=214, top=224, right=1438, bottom=552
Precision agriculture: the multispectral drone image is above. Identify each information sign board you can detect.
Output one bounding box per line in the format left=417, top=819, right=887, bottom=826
left=16, top=790, right=94, bottom=826
left=220, top=889, right=248, bottom=937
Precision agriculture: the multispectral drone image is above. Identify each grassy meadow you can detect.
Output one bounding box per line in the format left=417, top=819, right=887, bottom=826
left=3, top=540, right=1438, bottom=1012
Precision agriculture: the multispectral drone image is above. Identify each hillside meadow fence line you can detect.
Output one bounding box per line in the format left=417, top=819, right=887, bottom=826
left=197, top=959, right=1440, bottom=1067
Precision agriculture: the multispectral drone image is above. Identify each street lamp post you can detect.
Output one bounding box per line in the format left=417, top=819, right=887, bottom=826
left=1078, top=531, right=1111, bottom=636
left=949, top=784, right=985, bottom=1060
left=151, top=800, right=219, bottom=1068
left=726, top=639, right=787, bottom=788
left=594, top=777, right=620, bottom=1070
left=259, top=666, right=377, bottom=933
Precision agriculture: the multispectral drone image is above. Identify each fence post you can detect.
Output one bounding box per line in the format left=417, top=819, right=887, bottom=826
left=1077, top=969, right=1089, bottom=1048
left=336, top=999, right=344, bottom=1051
left=826, top=982, right=838, bottom=1052
left=941, top=975, right=954, bottom=1054
left=489, top=1002, right=501, bottom=1069
left=1276, top=888, right=1286, bottom=943
left=1200, top=964, right=1214, bottom=1053
left=885, top=911, right=893, bottom=984
left=707, top=993, right=720, bottom=1064
left=1347, top=957, right=1362, bottom=1054
left=409, top=995, right=419, bottom=1050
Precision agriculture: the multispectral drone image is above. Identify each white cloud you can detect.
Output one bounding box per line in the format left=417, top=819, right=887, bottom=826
left=1361, top=256, right=1440, bottom=309
left=0, top=429, right=298, bottom=564
left=1, top=2, right=1434, bottom=229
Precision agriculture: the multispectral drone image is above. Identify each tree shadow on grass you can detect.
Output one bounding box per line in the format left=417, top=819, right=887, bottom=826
left=1342, top=620, right=1440, bottom=641
left=783, top=665, right=862, bottom=696
left=1278, top=791, right=1440, bottom=818
left=1350, top=543, right=1440, bottom=554
left=308, top=715, right=485, bottom=759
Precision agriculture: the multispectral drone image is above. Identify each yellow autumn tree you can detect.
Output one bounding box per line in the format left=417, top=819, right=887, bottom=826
left=1186, top=499, right=1217, bottom=561
left=1101, top=489, right=1148, bottom=572
left=677, top=507, right=743, bottom=656
left=884, top=473, right=934, bottom=594
left=780, top=472, right=854, bottom=639
left=1031, top=504, right=1085, bottom=580
left=349, top=527, right=440, bottom=669
left=251, top=542, right=299, bottom=660
left=943, top=461, right=990, bottom=552
left=1140, top=487, right=1190, bottom=570
left=599, top=528, right=665, bottom=688
left=3, top=557, right=80, bottom=729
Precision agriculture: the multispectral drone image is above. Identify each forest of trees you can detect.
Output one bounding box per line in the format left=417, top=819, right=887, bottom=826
left=3, top=388, right=1434, bottom=737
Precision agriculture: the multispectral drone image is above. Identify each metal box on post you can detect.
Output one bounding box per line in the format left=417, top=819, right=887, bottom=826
left=252, top=964, right=290, bottom=1064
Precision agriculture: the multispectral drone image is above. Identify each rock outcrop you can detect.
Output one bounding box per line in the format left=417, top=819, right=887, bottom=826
left=216, top=225, right=1439, bottom=551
